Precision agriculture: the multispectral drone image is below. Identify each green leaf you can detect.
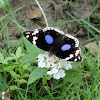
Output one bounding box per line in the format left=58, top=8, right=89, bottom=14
left=71, top=62, right=82, bottom=68
left=0, top=52, right=4, bottom=63
left=22, top=73, right=30, bottom=78
left=17, top=68, right=23, bottom=75
left=16, top=47, right=22, bottom=59
left=10, top=85, right=19, bottom=90
left=24, top=38, right=45, bottom=55
left=4, top=66, right=14, bottom=72
left=21, top=53, right=37, bottom=64
left=10, top=70, right=20, bottom=78
left=22, top=63, right=30, bottom=70
left=4, top=57, right=14, bottom=63
left=28, top=67, right=48, bottom=85
left=65, top=69, right=83, bottom=85
left=10, top=53, right=16, bottom=60
left=14, top=79, right=27, bottom=85
left=22, top=38, right=45, bottom=64
left=19, top=53, right=25, bottom=58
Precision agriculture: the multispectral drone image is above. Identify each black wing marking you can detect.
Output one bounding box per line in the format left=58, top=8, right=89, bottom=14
left=23, top=27, right=82, bottom=62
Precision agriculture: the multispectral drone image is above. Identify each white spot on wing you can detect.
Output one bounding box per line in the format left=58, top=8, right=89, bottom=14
left=75, top=49, right=80, bottom=56
left=25, top=32, right=30, bottom=34
left=32, top=36, right=38, bottom=45
left=32, top=29, right=39, bottom=35
left=74, top=58, right=77, bottom=62
left=65, top=54, right=74, bottom=60
left=78, top=56, right=80, bottom=60
left=26, top=35, right=29, bottom=39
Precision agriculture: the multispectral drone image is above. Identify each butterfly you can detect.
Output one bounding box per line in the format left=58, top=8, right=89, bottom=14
left=23, top=27, right=82, bottom=62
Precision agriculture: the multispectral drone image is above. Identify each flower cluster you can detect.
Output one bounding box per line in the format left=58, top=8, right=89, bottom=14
left=36, top=53, right=72, bottom=79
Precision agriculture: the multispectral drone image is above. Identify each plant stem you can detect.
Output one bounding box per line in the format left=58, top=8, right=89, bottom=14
left=34, top=0, right=49, bottom=27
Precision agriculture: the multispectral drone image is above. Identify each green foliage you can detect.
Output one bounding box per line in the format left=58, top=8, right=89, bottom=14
left=65, top=69, right=83, bottom=85
left=0, top=0, right=100, bottom=99
left=0, top=47, right=30, bottom=91
left=0, top=0, right=10, bottom=12
left=28, top=68, right=48, bottom=85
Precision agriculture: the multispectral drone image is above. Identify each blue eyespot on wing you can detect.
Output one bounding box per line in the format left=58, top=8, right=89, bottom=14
left=61, top=44, right=71, bottom=51
left=45, top=35, right=53, bottom=44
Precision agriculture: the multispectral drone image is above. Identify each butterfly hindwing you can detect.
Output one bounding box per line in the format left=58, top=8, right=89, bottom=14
left=23, top=27, right=82, bottom=62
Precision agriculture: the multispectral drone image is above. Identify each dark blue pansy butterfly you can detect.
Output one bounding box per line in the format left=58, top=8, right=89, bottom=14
left=23, top=27, right=82, bottom=62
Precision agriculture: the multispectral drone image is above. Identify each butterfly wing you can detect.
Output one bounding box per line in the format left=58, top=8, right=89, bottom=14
left=23, top=27, right=82, bottom=62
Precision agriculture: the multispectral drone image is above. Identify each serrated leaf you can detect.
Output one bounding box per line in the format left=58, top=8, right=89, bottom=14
left=65, top=69, right=83, bottom=85
left=28, top=67, right=48, bottom=85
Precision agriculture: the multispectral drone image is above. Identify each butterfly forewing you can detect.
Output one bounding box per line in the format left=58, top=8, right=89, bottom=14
left=23, top=29, right=50, bottom=51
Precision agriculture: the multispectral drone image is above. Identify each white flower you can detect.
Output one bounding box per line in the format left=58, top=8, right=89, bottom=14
left=59, top=60, right=72, bottom=70
left=64, top=63, right=72, bottom=70
left=47, top=71, right=53, bottom=75
left=56, top=62, right=62, bottom=69
left=47, top=68, right=58, bottom=75
left=46, top=62, right=51, bottom=68
left=37, top=54, right=44, bottom=62
left=53, top=72, right=61, bottom=79
left=51, top=68, right=58, bottom=74
left=59, top=69, right=66, bottom=78
left=51, top=63, right=57, bottom=68
left=38, top=61, right=46, bottom=68
left=53, top=69, right=66, bottom=79
left=36, top=52, right=72, bottom=79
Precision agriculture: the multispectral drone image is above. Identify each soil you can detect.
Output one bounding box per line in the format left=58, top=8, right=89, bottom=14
left=0, top=0, right=100, bottom=50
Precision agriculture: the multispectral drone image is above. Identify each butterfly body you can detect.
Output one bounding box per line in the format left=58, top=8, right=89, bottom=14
left=23, top=27, right=82, bottom=62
